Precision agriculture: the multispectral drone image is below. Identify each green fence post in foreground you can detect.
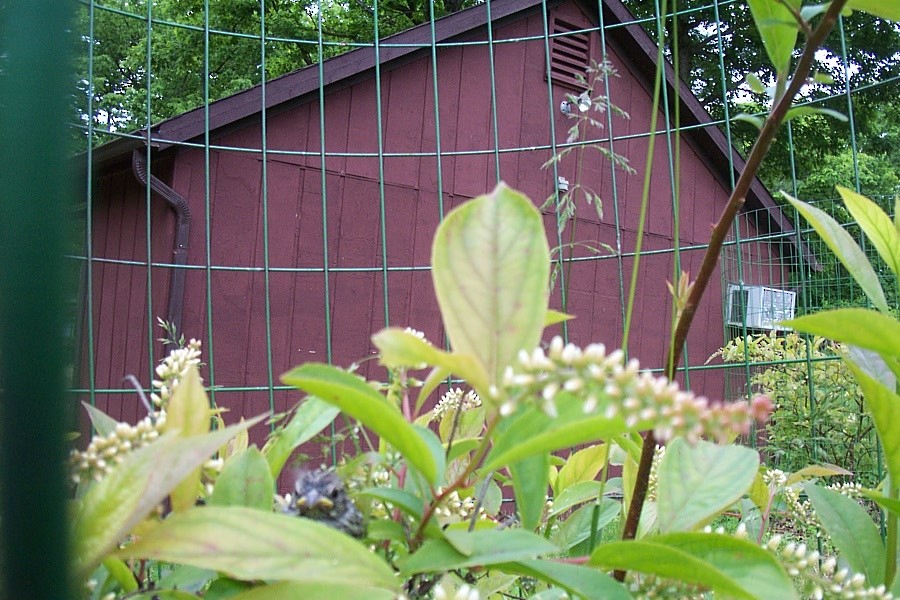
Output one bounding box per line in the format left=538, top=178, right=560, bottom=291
left=0, top=2, right=74, bottom=599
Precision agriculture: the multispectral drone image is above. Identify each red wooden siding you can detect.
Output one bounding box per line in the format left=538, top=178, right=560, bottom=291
left=85, top=1, right=786, bottom=446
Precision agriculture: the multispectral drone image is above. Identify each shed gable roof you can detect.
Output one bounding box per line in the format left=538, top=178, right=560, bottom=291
left=91, top=0, right=812, bottom=266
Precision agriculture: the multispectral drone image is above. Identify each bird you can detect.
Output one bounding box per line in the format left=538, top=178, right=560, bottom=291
left=283, top=468, right=366, bottom=539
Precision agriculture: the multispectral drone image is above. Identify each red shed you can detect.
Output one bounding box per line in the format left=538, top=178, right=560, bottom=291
left=82, top=0, right=805, bottom=431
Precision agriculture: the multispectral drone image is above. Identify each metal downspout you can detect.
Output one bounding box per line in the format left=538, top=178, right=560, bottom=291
left=131, top=149, right=191, bottom=332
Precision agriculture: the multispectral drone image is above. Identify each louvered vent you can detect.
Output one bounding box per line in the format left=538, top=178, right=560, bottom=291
left=549, top=18, right=590, bottom=90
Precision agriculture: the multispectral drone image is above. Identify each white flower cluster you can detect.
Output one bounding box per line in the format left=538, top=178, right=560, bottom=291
left=501, top=337, right=772, bottom=443
left=645, top=445, right=667, bottom=503
left=434, top=489, right=488, bottom=523
left=150, top=338, right=202, bottom=408
left=69, top=412, right=167, bottom=484
left=434, top=583, right=480, bottom=600
left=760, top=532, right=893, bottom=599
left=432, top=388, right=482, bottom=422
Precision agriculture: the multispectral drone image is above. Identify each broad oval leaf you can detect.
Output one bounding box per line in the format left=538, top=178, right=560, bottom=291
left=549, top=481, right=603, bottom=517
left=783, top=193, right=889, bottom=313
left=657, top=438, right=759, bottom=533
left=431, top=183, right=550, bottom=388
left=837, top=185, right=900, bottom=281
left=208, top=447, right=275, bottom=511
left=230, top=582, right=396, bottom=600
left=82, top=401, right=119, bottom=437
left=510, top=453, right=550, bottom=531
left=497, top=559, right=630, bottom=600
left=115, top=506, right=398, bottom=591
left=73, top=415, right=267, bottom=578
left=803, top=483, right=885, bottom=585
left=846, top=0, right=900, bottom=20
left=746, top=0, right=802, bottom=74
left=281, top=363, right=440, bottom=484
left=555, top=444, right=608, bottom=495
left=551, top=501, right=620, bottom=551
left=844, top=359, right=900, bottom=485
left=262, top=397, right=339, bottom=479
left=400, top=529, right=557, bottom=576
left=784, top=106, right=848, bottom=123
left=590, top=533, right=796, bottom=600
left=784, top=308, right=900, bottom=358
left=165, top=366, right=214, bottom=512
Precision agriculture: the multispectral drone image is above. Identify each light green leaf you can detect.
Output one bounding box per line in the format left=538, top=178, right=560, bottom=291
left=165, top=366, right=213, bottom=513
left=657, top=438, right=759, bottom=532
left=785, top=309, right=900, bottom=357
left=73, top=415, right=267, bottom=578
left=372, top=328, right=488, bottom=394
left=551, top=501, right=620, bottom=551
left=230, top=582, right=395, bottom=600
left=281, top=363, right=440, bottom=484
left=784, top=106, right=847, bottom=123
left=862, top=490, right=900, bottom=520
left=497, top=559, right=631, bottom=600
left=102, top=557, right=138, bottom=593
left=128, top=592, right=199, bottom=600
left=208, top=447, right=274, bottom=511
left=439, top=404, right=484, bottom=442
left=846, top=0, right=900, bottom=20
left=116, top=506, right=398, bottom=590
left=262, top=397, right=339, bottom=479
left=785, top=463, right=852, bottom=486
left=549, top=481, right=603, bottom=517
left=510, top=454, right=550, bottom=531
left=745, top=72, right=766, bottom=94
left=732, top=113, right=764, bottom=130
left=203, top=577, right=253, bottom=600
left=555, top=444, right=607, bottom=495
left=156, top=565, right=216, bottom=592
left=431, top=183, right=550, bottom=388
left=483, top=393, right=633, bottom=472
left=401, top=529, right=557, bottom=576
left=803, top=483, right=885, bottom=585
left=82, top=402, right=119, bottom=437
left=837, top=186, right=900, bottom=281
left=746, top=0, right=802, bottom=74
left=545, top=309, right=574, bottom=327
left=355, top=487, right=424, bottom=520
left=844, top=360, right=900, bottom=484
left=812, top=71, right=835, bottom=84
left=590, top=534, right=796, bottom=600
left=783, top=193, right=889, bottom=313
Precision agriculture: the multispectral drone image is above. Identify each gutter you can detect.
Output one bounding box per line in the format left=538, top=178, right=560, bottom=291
left=131, top=149, right=191, bottom=332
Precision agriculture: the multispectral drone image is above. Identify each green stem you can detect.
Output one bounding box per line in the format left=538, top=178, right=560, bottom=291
left=886, top=481, right=897, bottom=589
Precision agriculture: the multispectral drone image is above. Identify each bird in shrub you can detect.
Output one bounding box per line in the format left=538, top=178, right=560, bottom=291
left=283, top=468, right=366, bottom=538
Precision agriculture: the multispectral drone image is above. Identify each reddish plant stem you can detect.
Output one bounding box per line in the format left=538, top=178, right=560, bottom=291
left=614, top=0, right=848, bottom=583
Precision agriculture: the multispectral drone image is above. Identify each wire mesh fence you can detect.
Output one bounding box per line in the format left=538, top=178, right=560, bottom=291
left=71, top=0, right=900, bottom=487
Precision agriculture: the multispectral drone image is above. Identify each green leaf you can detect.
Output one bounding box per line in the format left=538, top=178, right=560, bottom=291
left=785, top=463, right=852, bottom=486
left=784, top=106, right=847, bottom=123
left=746, top=0, right=802, bottom=74
left=431, top=183, right=550, bottom=387
left=483, top=393, right=632, bottom=472
left=128, top=592, right=200, bottom=600
left=262, top=397, right=339, bottom=479
left=785, top=309, right=900, bottom=358
left=544, top=309, right=574, bottom=327
left=555, top=444, right=607, bottom=495
left=862, top=490, right=900, bottom=520
left=372, top=328, right=488, bottom=394
left=102, top=557, right=138, bottom=593
left=73, top=415, right=266, bottom=578
left=551, top=501, right=620, bottom=551
left=281, top=363, right=440, bottom=484
left=116, top=506, right=398, bottom=590
left=845, top=360, right=900, bottom=484
left=355, top=487, right=424, bottom=520
left=510, top=454, right=550, bottom=531
left=846, top=0, right=900, bottom=20
left=745, top=72, right=766, bottom=94
left=203, top=577, right=253, bottom=600
left=165, top=366, right=213, bottom=512
left=156, top=565, right=216, bottom=593
left=783, top=193, right=890, bottom=313
left=401, top=529, right=558, bottom=576
left=732, top=113, right=764, bottom=130
left=208, top=447, right=274, bottom=511
left=803, top=483, right=885, bottom=585
left=82, top=402, right=120, bottom=437
left=838, top=186, right=900, bottom=281
left=229, top=582, right=396, bottom=600
left=497, top=559, right=631, bottom=600
left=549, top=481, right=603, bottom=517
left=657, top=438, right=759, bottom=532
left=590, top=534, right=796, bottom=600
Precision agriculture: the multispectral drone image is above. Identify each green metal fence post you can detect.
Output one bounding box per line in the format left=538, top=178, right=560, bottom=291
left=0, top=1, right=75, bottom=599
